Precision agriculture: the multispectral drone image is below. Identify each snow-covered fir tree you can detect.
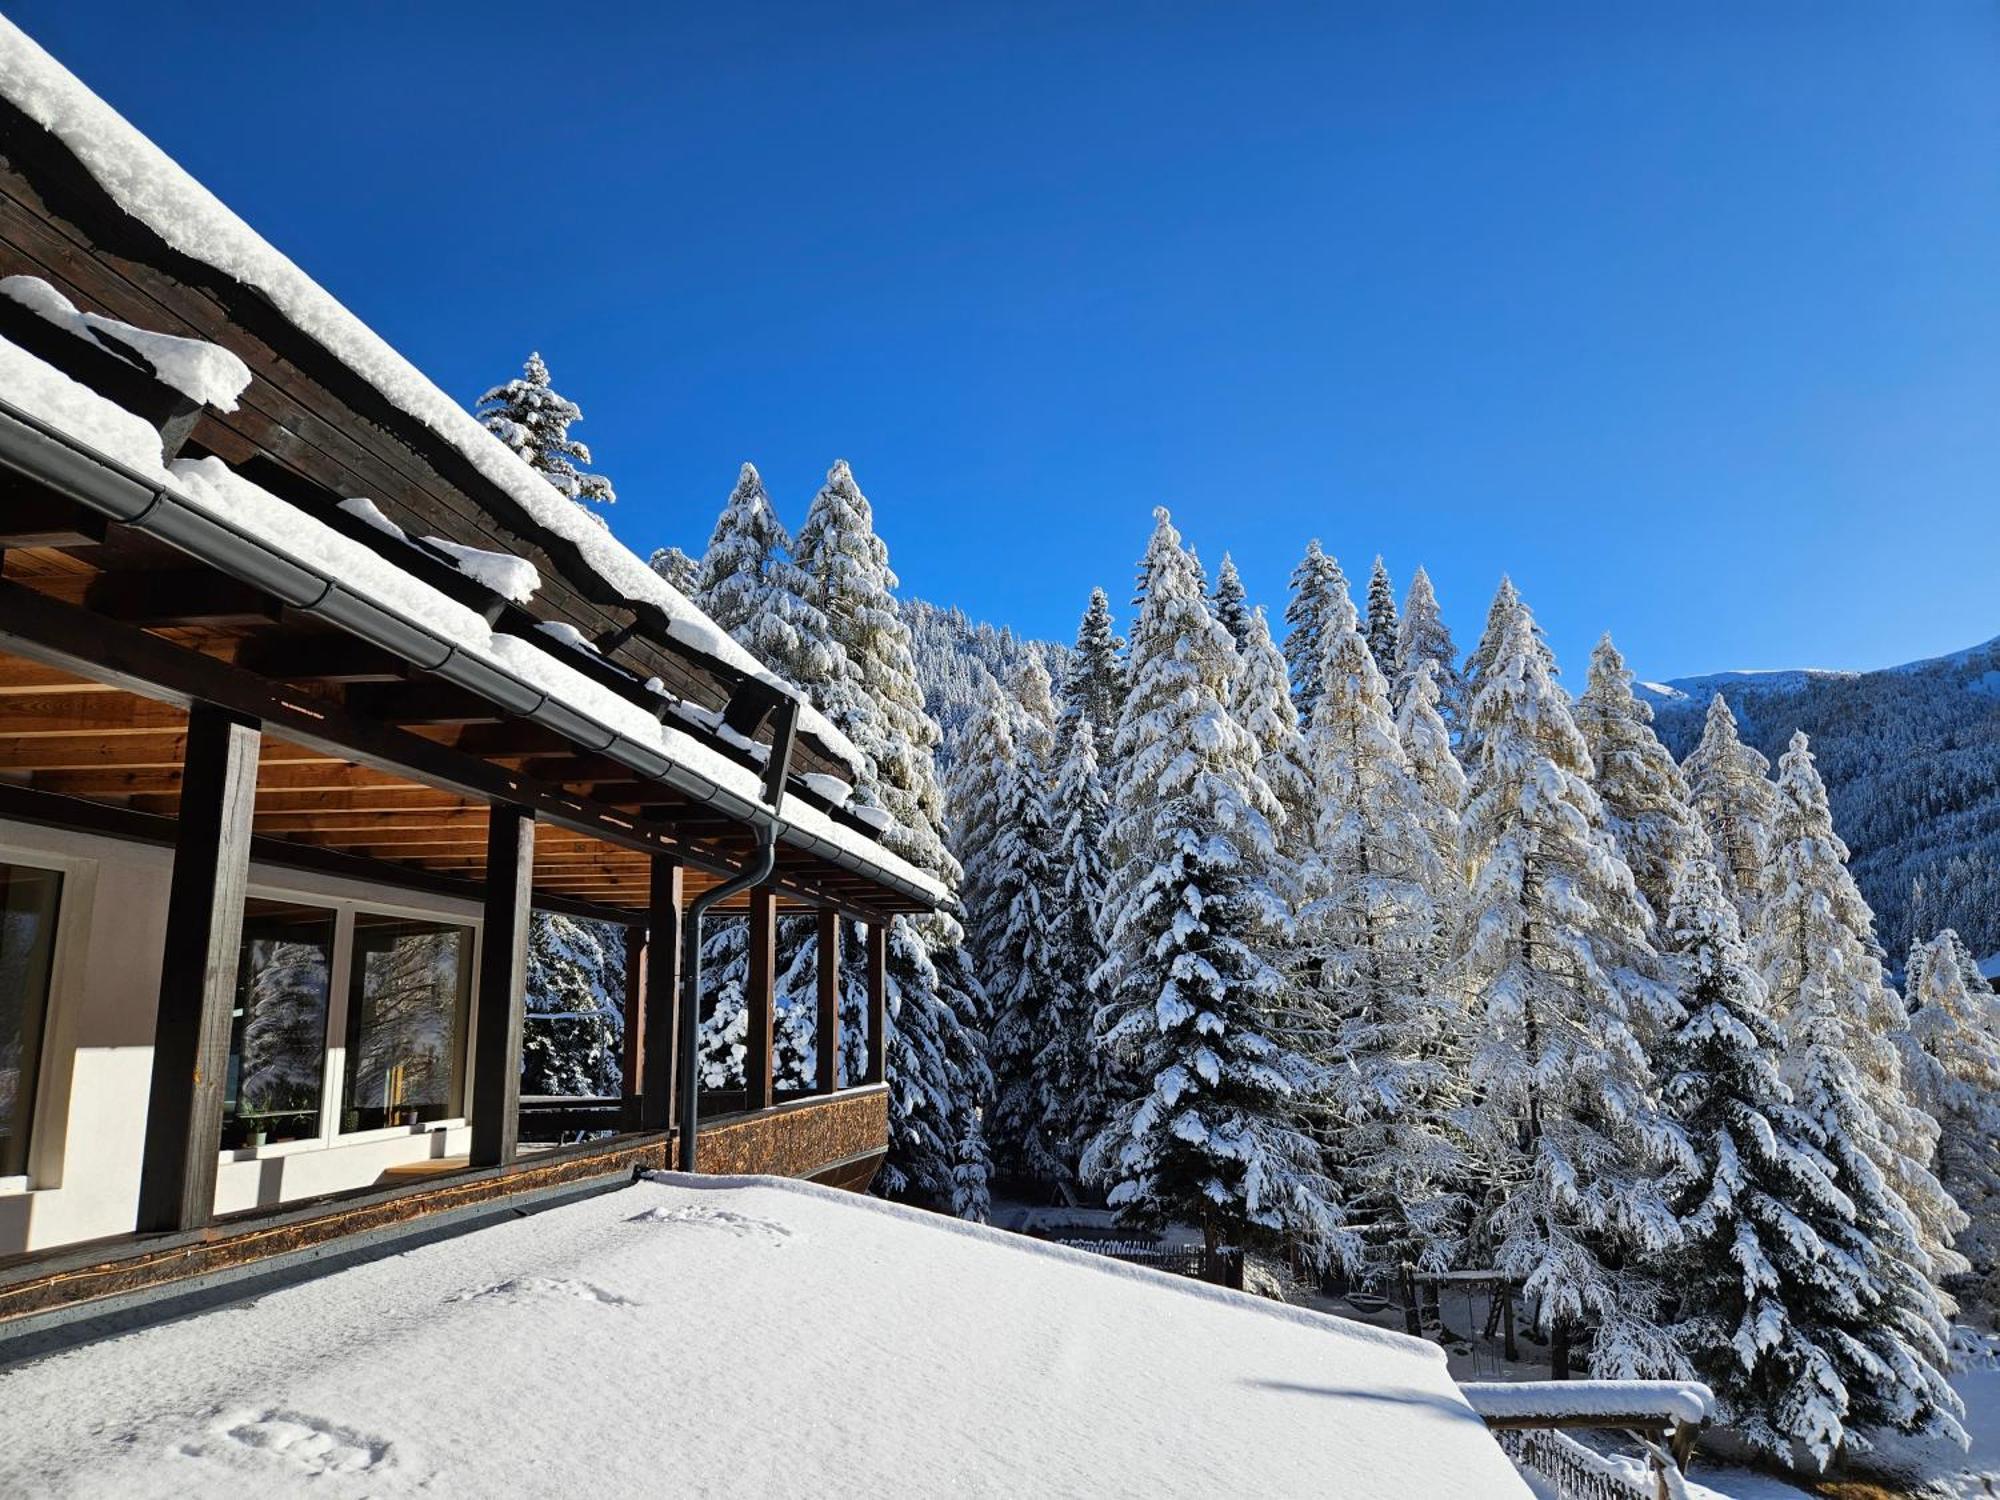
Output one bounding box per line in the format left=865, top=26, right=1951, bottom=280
left=1902, top=929, right=2000, bottom=1309
left=1461, top=574, right=1521, bottom=704
left=1301, top=575, right=1468, bottom=1279
left=1456, top=599, right=1687, bottom=1375
left=1576, top=633, right=1702, bottom=926
left=1211, top=552, right=1253, bottom=650
left=1085, top=509, right=1353, bottom=1270
left=1283, top=539, right=1347, bottom=726
left=1683, top=693, right=1777, bottom=929
left=474, top=351, right=615, bottom=506
left=522, top=912, right=626, bottom=1097
left=237, top=938, right=331, bottom=1127
left=1393, top=564, right=1465, bottom=739
left=1757, top=732, right=1965, bottom=1445
left=1362, top=556, right=1400, bottom=685
left=648, top=544, right=699, bottom=595
left=1066, top=587, right=1125, bottom=742
left=1395, top=658, right=1468, bottom=875
left=1657, top=840, right=1882, bottom=1468
left=1010, top=651, right=1059, bottom=766
left=1040, top=688, right=1114, bottom=1195
left=1233, top=606, right=1314, bottom=873
left=947, top=670, right=1015, bottom=959
left=795, top=460, right=992, bottom=1219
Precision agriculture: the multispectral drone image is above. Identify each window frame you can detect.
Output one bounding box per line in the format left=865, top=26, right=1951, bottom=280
left=0, top=837, right=93, bottom=1195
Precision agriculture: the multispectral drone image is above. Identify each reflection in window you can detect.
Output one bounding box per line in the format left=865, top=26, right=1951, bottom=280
left=0, top=863, right=60, bottom=1179
left=342, top=915, right=472, bottom=1133
left=223, top=900, right=333, bottom=1150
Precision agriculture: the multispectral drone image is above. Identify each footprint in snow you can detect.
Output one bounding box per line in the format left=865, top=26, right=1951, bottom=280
left=445, top=1276, right=637, bottom=1307
left=177, top=1408, right=395, bottom=1478
left=627, top=1204, right=793, bottom=1245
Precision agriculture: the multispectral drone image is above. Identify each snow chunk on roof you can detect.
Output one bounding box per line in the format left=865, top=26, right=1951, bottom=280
left=0, top=329, right=169, bottom=477
left=0, top=1174, right=1527, bottom=1498
left=0, top=273, right=253, bottom=410
left=801, top=772, right=853, bottom=807
left=335, top=496, right=404, bottom=540
left=0, top=18, right=861, bottom=777
left=422, top=534, right=540, bottom=604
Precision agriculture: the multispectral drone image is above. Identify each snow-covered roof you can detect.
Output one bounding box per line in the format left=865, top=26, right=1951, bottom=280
left=0, top=17, right=863, bottom=778
left=1461, top=1379, right=1716, bottom=1427
left=0, top=1174, right=1530, bottom=1497
left=0, top=326, right=945, bottom=906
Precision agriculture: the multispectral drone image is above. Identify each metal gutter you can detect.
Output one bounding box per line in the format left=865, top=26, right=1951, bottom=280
left=0, top=399, right=941, bottom=912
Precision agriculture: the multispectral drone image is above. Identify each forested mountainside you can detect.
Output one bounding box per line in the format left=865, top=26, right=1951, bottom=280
left=1641, top=635, right=2000, bottom=968
left=902, top=599, right=1070, bottom=771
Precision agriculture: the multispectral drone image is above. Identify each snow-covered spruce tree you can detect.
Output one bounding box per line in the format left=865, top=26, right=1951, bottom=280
left=1461, top=574, right=1521, bottom=702
left=691, top=463, right=846, bottom=1089
left=947, top=670, right=1014, bottom=968
left=1283, top=539, right=1347, bottom=726
left=1759, top=732, right=1966, bottom=1286
left=1658, top=841, right=1879, bottom=1469
left=1393, top=565, right=1465, bottom=739
left=1683, top=693, right=1777, bottom=929
left=474, top=351, right=615, bottom=506
left=522, top=911, right=627, bottom=1097
left=1233, top=606, right=1314, bottom=874
left=1758, top=732, right=1965, bottom=1445
left=1395, top=658, right=1468, bottom=876
left=1085, top=509, right=1352, bottom=1270
left=1576, top=633, right=1702, bottom=926
left=795, top=460, right=992, bottom=1219
left=1010, top=650, right=1060, bottom=768
left=1302, top=578, right=1469, bottom=1279
left=1211, top=552, right=1253, bottom=650
left=1456, top=600, right=1686, bottom=1376
left=648, top=544, right=699, bottom=595
left=1902, top=929, right=2000, bottom=1308
left=1040, top=692, right=1114, bottom=1194
left=1067, top=587, right=1126, bottom=744
left=237, top=939, right=332, bottom=1127
left=1363, top=556, right=1400, bottom=685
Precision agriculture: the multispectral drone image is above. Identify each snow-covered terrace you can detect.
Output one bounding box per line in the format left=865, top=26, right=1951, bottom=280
left=0, top=1174, right=1532, bottom=1498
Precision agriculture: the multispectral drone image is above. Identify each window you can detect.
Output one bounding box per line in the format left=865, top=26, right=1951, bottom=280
left=341, top=915, right=473, bottom=1133
left=222, top=899, right=334, bottom=1150
left=0, top=862, right=61, bottom=1178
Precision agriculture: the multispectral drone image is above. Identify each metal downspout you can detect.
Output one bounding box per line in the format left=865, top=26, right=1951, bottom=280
left=676, top=695, right=799, bottom=1172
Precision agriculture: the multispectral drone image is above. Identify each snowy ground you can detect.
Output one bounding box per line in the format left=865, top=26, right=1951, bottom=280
left=0, top=1175, right=1529, bottom=1498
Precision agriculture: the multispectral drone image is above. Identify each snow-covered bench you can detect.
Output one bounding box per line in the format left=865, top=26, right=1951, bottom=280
left=1460, top=1381, right=1715, bottom=1499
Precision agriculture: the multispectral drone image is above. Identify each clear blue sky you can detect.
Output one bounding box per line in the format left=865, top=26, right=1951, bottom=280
left=21, top=3, right=2000, bottom=679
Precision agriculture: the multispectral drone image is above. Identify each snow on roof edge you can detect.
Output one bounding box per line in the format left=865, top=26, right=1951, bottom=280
left=0, top=18, right=863, bottom=778
left=0, top=329, right=942, bottom=905
left=644, top=1170, right=1455, bottom=1363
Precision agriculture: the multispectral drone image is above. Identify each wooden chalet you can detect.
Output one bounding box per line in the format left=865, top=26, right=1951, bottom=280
left=0, top=21, right=936, bottom=1332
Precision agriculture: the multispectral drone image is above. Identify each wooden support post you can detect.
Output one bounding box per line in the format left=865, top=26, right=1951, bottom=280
left=136, top=704, right=260, bottom=1234
left=863, top=920, right=888, bottom=1085
left=745, top=886, right=777, bottom=1110
left=1501, top=1284, right=1518, bottom=1363
left=640, top=857, right=682, bottom=1131
left=815, top=909, right=840, bottom=1095
left=620, top=924, right=646, bottom=1131
left=469, top=804, right=534, bottom=1168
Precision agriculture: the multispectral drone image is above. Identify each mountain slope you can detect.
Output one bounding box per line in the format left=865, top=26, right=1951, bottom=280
left=1642, top=635, right=2000, bottom=966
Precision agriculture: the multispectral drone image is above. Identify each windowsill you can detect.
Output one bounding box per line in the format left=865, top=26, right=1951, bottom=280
left=0, top=1174, right=29, bottom=1196
left=334, top=1119, right=465, bottom=1147
left=219, top=1119, right=464, bottom=1162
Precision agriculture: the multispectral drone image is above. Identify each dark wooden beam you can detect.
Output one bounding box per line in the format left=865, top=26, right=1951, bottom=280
left=864, top=920, right=888, bottom=1086
left=469, top=804, right=534, bottom=1168
left=746, top=886, right=777, bottom=1111
left=0, top=497, right=104, bottom=549
left=640, top=857, right=683, bottom=1132
left=135, top=704, right=260, bottom=1233
left=83, top=572, right=282, bottom=628
left=233, top=634, right=409, bottom=684
left=816, top=908, right=840, bottom=1095
left=346, top=681, right=508, bottom=727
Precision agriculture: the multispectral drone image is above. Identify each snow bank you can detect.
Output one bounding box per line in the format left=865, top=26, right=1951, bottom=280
left=0, top=272, right=252, bottom=409
left=0, top=1174, right=1529, bottom=1498
left=1462, top=1379, right=1716, bottom=1426
left=0, top=18, right=862, bottom=776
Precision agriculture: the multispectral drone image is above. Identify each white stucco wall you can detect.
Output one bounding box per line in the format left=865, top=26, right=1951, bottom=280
left=0, top=819, right=485, bottom=1254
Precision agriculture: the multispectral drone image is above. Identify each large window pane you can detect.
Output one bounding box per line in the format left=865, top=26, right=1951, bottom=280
left=222, top=899, right=334, bottom=1150
left=342, top=915, right=472, bottom=1133
left=0, top=863, right=60, bottom=1178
